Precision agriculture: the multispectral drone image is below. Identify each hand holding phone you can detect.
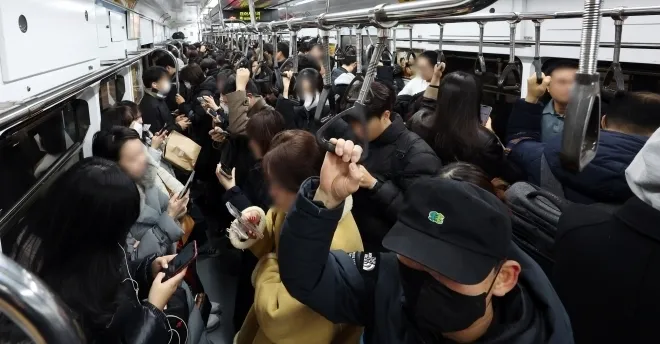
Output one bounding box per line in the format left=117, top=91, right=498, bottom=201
left=179, top=171, right=196, bottom=199
left=480, top=105, right=493, bottom=126
left=162, top=241, right=198, bottom=282
left=226, top=202, right=263, bottom=240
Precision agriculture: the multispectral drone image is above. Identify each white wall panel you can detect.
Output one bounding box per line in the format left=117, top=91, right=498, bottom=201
left=0, top=0, right=97, bottom=83
left=95, top=5, right=111, bottom=48
left=110, top=11, right=126, bottom=42
left=140, top=17, right=154, bottom=45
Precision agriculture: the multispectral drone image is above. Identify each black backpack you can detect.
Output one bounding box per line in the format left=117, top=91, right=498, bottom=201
left=504, top=181, right=570, bottom=276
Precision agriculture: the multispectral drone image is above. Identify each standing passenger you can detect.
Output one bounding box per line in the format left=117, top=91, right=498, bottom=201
left=345, top=80, right=441, bottom=251
left=139, top=66, right=191, bottom=134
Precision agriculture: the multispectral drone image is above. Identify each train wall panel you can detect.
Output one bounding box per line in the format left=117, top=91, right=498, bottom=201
left=0, top=0, right=97, bottom=83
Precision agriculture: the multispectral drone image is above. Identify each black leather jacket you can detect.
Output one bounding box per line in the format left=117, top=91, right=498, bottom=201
left=0, top=254, right=170, bottom=344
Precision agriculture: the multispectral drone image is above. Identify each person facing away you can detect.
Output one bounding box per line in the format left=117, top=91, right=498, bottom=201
left=227, top=130, right=364, bottom=344
left=276, top=42, right=289, bottom=65
left=512, top=60, right=577, bottom=143
left=507, top=75, right=660, bottom=204
left=139, top=66, right=191, bottom=134
left=552, top=127, right=660, bottom=344
left=409, top=64, right=509, bottom=180
left=276, top=141, right=573, bottom=344
left=344, top=79, right=441, bottom=252
left=93, top=127, right=187, bottom=259
left=2, top=157, right=187, bottom=343
left=397, top=50, right=437, bottom=97
left=332, top=45, right=358, bottom=100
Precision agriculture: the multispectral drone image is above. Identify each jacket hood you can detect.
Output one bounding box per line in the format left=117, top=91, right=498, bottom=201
left=481, top=243, right=573, bottom=344
left=544, top=130, right=646, bottom=203
left=626, top=127, right=660, bottom=210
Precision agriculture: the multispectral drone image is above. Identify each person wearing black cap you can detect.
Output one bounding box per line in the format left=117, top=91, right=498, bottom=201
left=343, top=79, right=441, bottom=252
left=277, top=138, right=573, bottom=344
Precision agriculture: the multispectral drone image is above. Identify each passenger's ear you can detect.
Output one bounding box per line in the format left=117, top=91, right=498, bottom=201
left=491, top=260, right=520, bottom=297
left=382, top=110, right=391, bottom=121
left=601, top=115, right=608, bottom=130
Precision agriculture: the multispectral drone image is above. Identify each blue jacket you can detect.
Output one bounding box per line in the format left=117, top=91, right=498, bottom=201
left=507, top=99, right=646, bottom=204
left=279, top=177, right=574, bottom=344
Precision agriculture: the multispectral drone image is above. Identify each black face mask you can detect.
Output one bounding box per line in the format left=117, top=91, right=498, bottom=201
left=399, top=262, right=500, bottom=342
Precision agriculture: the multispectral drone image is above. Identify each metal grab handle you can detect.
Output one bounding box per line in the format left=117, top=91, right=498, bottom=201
left=561, top=0, right=604, bottom=172
left=532, top=20, right=543, bottom=84
left=474, top=22, right=486, bottom=76
left=288, top=21, right=300, bottom=74
left=497, top=19, right=522, bottom=90
left=437, top=23, right=446, bottom=64
left=316, top=29, right=389, bottom=160
left=356, top=27, right=364, bottom=74
left=315, top=28, right=336, bottom=127
left=0, top=254, right=85, bottom=344
left=603, top=12, right=626, bottom=91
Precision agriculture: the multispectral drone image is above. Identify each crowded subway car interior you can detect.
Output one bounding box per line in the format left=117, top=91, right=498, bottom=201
left=2, top=0, right=660, bottom=343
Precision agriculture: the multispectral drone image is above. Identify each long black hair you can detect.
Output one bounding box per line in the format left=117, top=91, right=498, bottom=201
left=432, top=71, right=482, bottom=163
left=11, top=157, right=140, bottom=334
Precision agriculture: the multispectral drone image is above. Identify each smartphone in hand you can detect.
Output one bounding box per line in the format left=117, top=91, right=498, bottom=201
left=162, top=241, right=198, bottom=281
left=226, top=202, right=263, bottom=240
left=480, top=105, right=493, bottom=126
left=179, top=171, right=195, bottom=199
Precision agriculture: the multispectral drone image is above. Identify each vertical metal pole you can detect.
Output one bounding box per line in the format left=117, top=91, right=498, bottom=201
left=272, top=31, right=279, bottom=68
left=356, top=26, right=363, bottom=73
left=391, top=28, right=397, bottom=62
left=321, top=30, right=332, bottom=86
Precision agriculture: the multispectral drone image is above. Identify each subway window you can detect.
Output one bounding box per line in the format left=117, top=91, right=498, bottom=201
left=0, top=100, right=90, bottom=240
left=99, top=74, right=126, bottom=111
left=131, top=62, right=144, bottom=103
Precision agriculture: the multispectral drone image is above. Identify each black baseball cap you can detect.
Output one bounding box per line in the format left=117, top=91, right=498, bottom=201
left=382, top=177, right=511, bottom=285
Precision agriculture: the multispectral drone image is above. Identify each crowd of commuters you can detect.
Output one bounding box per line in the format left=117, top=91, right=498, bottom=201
left=4, top=32, right=660, bottom=344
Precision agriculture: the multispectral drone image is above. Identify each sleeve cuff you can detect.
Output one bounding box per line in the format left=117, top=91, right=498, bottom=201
left=297, top=177, right=345, bottom=221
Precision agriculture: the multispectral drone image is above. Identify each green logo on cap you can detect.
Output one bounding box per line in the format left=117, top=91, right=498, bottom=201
left=428, top=211, right=445, bottom=225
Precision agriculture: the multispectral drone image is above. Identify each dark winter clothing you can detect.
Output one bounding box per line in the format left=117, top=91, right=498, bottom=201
left=139, top=91, right=183, bottom=134
left=0, top=254, right=170, bottom=344
left=180, top=76, right=218, bottom=181
left=222, top=161, right=271, bottom=212
left=553, top=197, right=660, bottom=344
left=275, top=97, right=351, bottom=139
left=278, top=177, right=575, bottom=344
left=331, top=66, right=349, bottom=84
left=507, top=99, right=645, bottom=204
left=409, top=87, right=511, bottom=180
left=353, top=115, right=441, bottom=252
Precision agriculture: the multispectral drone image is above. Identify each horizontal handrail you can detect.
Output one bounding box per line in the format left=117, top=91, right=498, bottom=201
left=266, top=0, right=496, bottom=30
left=223, top=4, right=660, bottom=32
left=0, top=48, right=159, bottom=128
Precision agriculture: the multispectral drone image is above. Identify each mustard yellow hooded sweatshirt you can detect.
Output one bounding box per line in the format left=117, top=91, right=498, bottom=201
left=230, top=196, right=364, bottom=344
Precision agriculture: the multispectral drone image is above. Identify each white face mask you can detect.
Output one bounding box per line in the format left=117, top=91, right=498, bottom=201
left=303, top=92, right=320, bottom=111
left=130, top=122, right=143, bottom=139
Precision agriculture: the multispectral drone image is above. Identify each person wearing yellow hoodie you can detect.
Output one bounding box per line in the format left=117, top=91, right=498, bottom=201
left=221, top=130, right=364, bottom=344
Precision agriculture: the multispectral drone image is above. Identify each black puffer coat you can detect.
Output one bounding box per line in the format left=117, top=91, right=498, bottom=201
left=353, top=115, right=442, bottom=252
